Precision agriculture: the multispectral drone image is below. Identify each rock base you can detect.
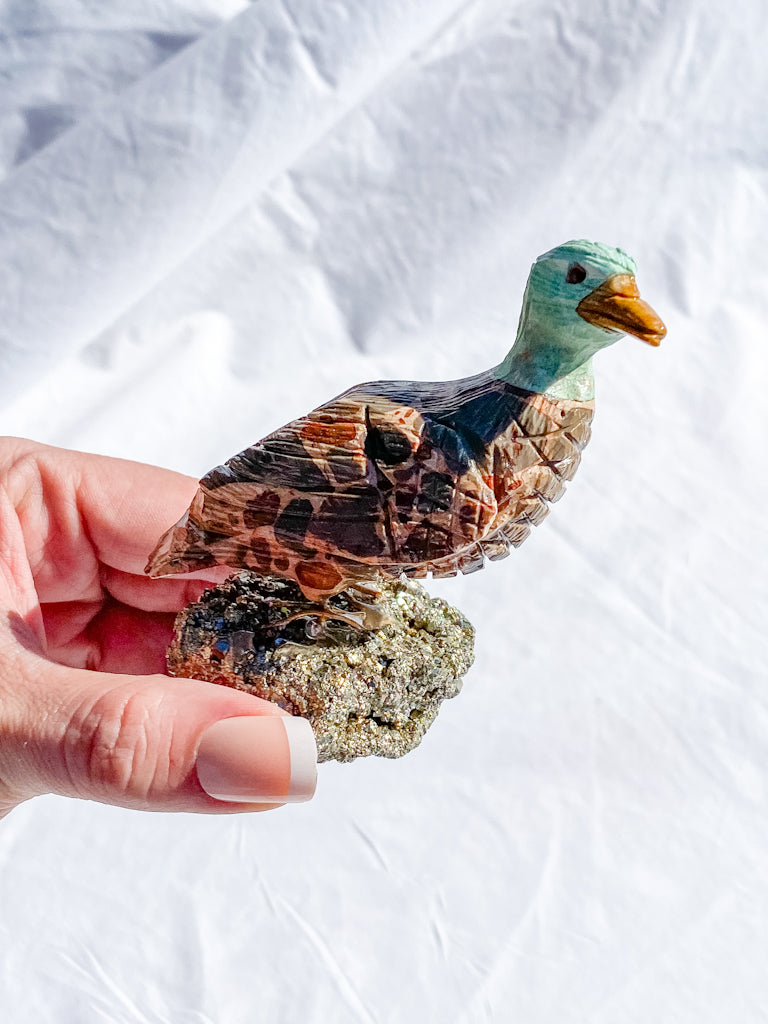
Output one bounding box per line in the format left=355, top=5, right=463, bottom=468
left=168, top=571, right=475, bottom=763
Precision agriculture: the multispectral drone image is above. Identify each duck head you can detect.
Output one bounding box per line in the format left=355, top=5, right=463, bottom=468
left=496, top=240, right=666, bottom=397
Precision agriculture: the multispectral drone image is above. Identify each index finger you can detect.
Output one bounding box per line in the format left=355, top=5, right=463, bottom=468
left=2, top=438, right=221, bottom=603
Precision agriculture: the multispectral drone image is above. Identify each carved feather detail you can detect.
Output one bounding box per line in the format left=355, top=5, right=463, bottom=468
left=147, top=370, right=594, bottom=600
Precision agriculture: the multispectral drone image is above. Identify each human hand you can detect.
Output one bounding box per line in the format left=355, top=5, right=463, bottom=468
left=0, top=438, right=317, bottom=818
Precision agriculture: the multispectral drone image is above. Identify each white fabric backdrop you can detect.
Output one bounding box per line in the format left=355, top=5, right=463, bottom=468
left=1, top=1, right=767, bottom=1020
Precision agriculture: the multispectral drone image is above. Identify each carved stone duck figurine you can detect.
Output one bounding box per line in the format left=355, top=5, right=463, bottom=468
left=147, top=240, right=665, bottom=626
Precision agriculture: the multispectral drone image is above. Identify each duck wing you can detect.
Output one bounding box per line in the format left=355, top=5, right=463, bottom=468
left=146, top=373, right=510, bottom=579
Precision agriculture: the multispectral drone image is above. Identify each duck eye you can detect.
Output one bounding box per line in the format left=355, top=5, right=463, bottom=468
left=566, top=263, right=587, bottom=284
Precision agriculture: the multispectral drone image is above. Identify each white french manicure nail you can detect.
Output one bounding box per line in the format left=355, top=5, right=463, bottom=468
left=196, top=716, right=317, bottom=804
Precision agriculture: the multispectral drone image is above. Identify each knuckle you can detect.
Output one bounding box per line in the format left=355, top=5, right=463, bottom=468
left=2, top=449, right=45, bottom=509
left=63, top=683, right=166, bottom=800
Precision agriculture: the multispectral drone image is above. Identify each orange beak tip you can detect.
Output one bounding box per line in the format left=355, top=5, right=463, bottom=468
left=577, top=275, right=666, bottom=347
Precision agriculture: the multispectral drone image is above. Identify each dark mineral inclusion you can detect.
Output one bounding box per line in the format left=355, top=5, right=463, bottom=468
left=168, top=571, right=475, bottom=763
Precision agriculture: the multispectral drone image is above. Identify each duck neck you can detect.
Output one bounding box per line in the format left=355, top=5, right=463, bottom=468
left=492, top=293, right=596, bottom=401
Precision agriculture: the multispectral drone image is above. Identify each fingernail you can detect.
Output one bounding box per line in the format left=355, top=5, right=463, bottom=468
left=196, top=716, right=317, bottom=804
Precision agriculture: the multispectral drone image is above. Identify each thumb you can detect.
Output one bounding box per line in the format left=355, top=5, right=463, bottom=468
left=0, top=649, right=317, bottom=815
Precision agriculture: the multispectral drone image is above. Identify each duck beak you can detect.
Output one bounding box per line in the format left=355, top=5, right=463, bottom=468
left=577, top=274, right=666, bottom=346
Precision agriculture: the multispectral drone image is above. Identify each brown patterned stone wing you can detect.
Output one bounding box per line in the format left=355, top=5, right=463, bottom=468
left=147, top=394, right=393, bottom=576
left=146, top=378, right=594, bottom=583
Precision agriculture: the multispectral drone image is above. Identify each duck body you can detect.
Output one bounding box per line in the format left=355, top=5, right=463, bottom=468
left=147, top=371, right=593, bottom=601
left=146, top=240, right=664, bottom=607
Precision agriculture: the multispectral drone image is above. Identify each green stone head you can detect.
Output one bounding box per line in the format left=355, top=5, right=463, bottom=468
left=497, top=240, right=666, bottom=396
